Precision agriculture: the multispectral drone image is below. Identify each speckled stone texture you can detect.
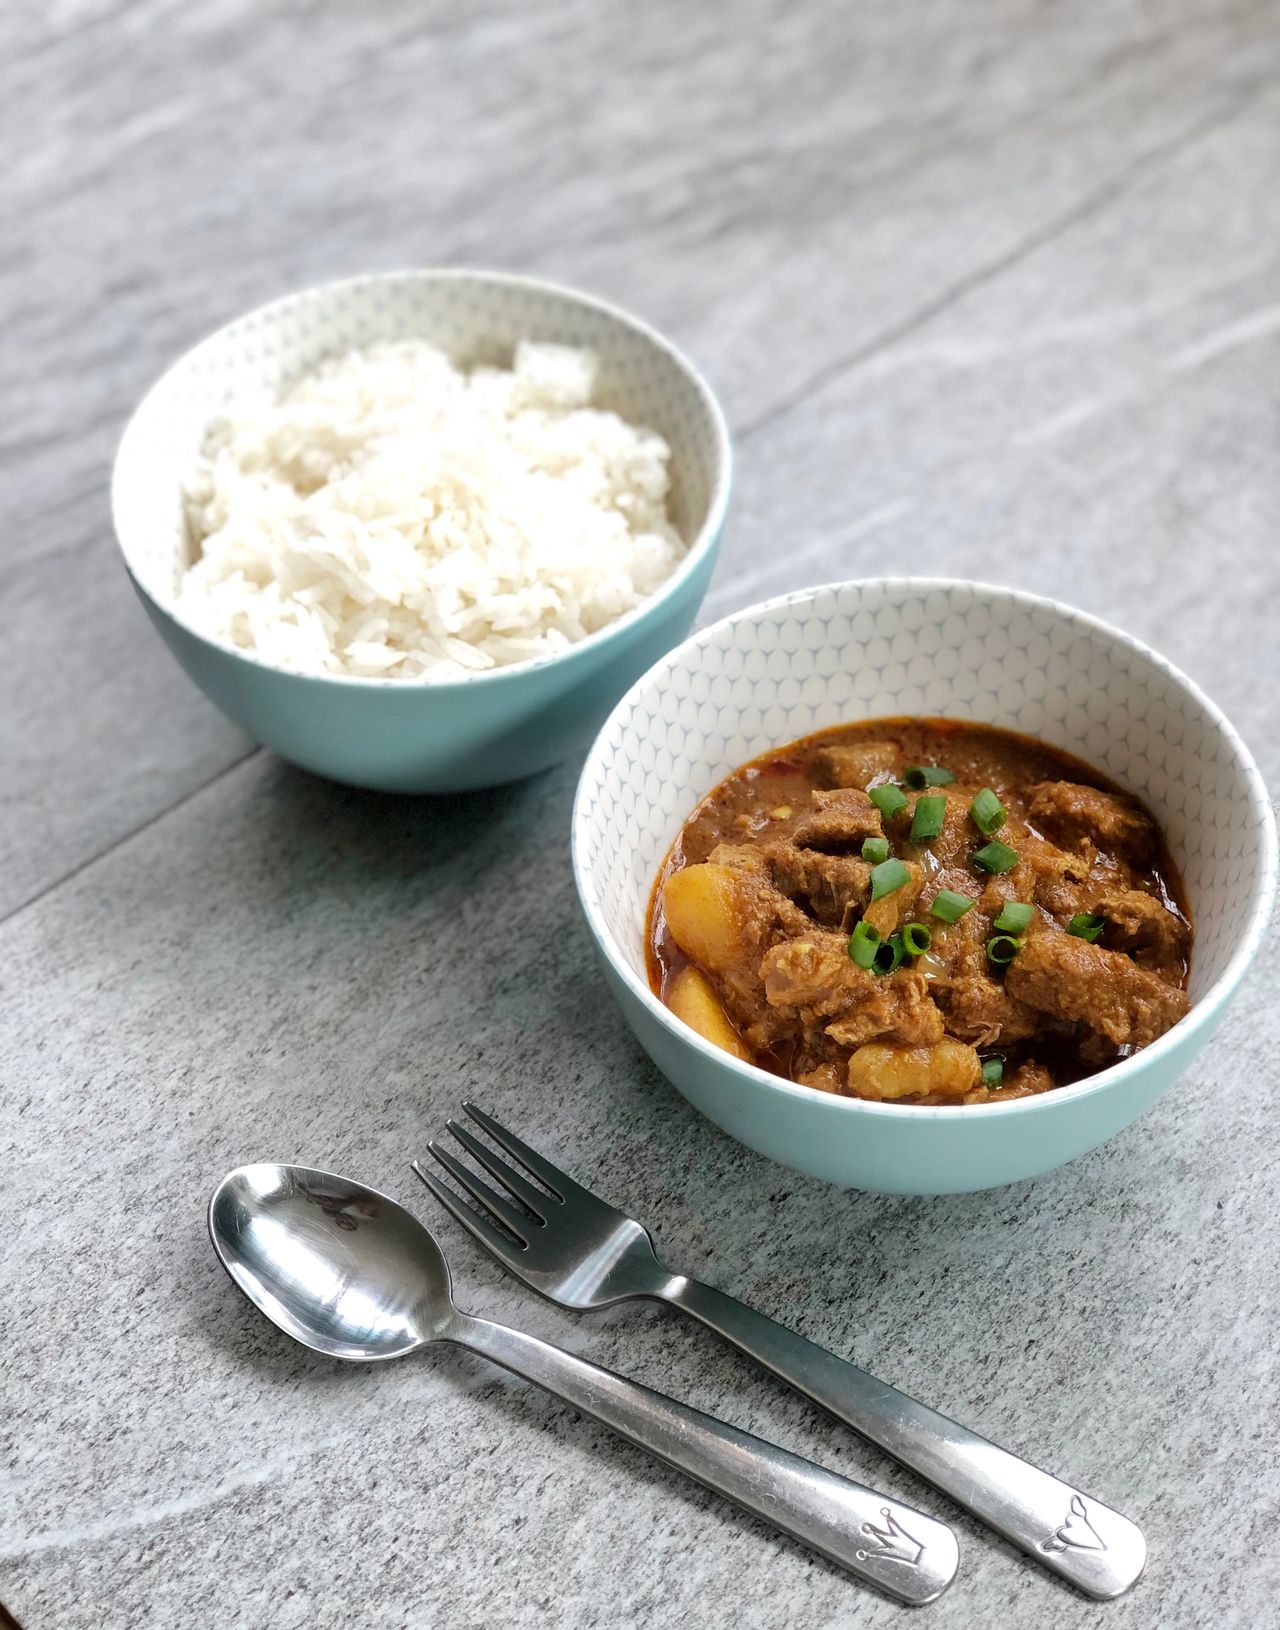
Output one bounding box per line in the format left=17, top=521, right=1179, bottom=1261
left=2, top=2, right=1278, bottom=1627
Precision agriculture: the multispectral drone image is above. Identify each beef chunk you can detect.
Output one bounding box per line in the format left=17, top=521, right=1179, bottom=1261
left=789, top=787, right=883, bottom=853
left=1027, top=781, right=1155, bottom=864
left=760, top=935, right=944, bottom=1047
left=826, top=969, right=944, bottom=1048
left=936, top=968, right=1039, bottom=1048
left=739, top=867, right=814, bottom=943
left=1006, top=927, right=1189, bottom=1048
left=811, top=741, right=900, bottom=791
left=976, top=871, right=1030, bottom=918
left=1028, top=860, right=1092, bottom=917
left=1091, top=884, right=1190, bottom=974
left=760, top=933, right=872, bottom=1019
left=713, top=835, right=871, bottom=929
left=927, top=897, right=1039, bottom=1047
left=991, top=826, right=1097, bottom=915
left=758, top=841, right=870, bottom=928
left=706, top=841, right=768, bottom=875
left=919, top=864, right=979, bottom=917
left=1005, top=1059, right=1055, bottom=1095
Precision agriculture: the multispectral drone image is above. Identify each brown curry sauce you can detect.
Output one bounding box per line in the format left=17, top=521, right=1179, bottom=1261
left=647, top=718, right=1192, bottom=1105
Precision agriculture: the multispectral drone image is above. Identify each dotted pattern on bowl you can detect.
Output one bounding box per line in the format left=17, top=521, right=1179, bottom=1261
left=577, top=579, right=1276, bottom=1014
left=114, top=270, right=727, bottom=611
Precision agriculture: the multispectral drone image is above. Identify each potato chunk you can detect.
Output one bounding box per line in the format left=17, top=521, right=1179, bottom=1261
left=846, top=1039, right=982, bottom=1102
left=661, top=864, right=749, bottom=973
left=667, top=966, right=753, bottom=1061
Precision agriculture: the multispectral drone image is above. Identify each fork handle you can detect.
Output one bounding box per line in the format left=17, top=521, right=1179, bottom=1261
left=449, top=1312, right=957, bottom=1604
left=662, top=1276, right=1143, bottom=1600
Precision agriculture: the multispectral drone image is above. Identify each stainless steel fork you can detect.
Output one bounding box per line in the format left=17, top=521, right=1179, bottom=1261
left=413, top=1104, right=1146, bottom=1602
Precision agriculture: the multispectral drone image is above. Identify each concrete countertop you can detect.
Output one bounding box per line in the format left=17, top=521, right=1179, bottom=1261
left=3, top=3, right=1277, bottom=1625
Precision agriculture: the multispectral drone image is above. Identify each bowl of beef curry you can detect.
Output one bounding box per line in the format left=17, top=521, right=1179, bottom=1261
left=574, top=580, right=1276, bottom=1193
left=649, top=719, right=1192, bottom=1106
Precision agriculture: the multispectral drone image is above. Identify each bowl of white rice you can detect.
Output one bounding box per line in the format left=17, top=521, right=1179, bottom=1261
left=112, top=270, right=731, bottom=792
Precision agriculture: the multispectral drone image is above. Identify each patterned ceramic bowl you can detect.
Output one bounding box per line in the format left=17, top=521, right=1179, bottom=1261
left=574, top=579, right=1276, bottom=1194
left=112, top=271, right=731, bottom=792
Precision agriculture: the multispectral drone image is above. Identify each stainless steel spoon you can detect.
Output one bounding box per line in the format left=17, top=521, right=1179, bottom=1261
left=209, top=1163, right=959, bottom=1604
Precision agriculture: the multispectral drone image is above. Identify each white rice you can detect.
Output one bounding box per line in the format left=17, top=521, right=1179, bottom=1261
left=176, top=339, right=686, bottom=679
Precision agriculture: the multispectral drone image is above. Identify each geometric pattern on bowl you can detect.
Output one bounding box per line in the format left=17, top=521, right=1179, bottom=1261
left=113, top=268, right=727, bottom=645
left=575, top=577, right=1276, bottom=1095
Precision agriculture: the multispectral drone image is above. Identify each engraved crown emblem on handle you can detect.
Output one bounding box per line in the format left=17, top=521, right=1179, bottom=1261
left=856, top=1507, right=927, bottom=1567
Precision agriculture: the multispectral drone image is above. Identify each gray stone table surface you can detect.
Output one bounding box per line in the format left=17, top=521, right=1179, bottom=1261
left=3, top=2, right=1277, bottom=1627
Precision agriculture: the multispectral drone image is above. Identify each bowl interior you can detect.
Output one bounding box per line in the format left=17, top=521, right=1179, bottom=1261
left=114, top=271, right=728, bottom=615
left=577, top=578, right=1274, bottom=1034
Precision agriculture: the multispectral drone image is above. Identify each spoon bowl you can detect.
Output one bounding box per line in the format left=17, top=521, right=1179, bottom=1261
left=209, top=1163, right=456, bottom=1360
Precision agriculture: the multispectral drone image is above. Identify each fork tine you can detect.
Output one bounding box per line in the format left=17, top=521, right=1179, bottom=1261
left=461, top=1102, right=589, bottom=1203
left=446, top=1119, right=552, bottom=1219
left=410, top=1159, right=529, bottom=1261
left=419, top=1141, right=536, bottom=1246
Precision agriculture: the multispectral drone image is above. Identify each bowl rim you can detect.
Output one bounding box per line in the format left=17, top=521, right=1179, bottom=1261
left=573, top=575, right=1279, bottom=1122
left=110, top=267, right=733, bottom=692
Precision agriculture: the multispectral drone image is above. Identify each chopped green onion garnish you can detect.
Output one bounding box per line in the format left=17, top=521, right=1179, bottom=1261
left=861, top=836, right=890, bottom=865
left=930, top=888, right=975, bottom=923
left=1067, top=912, right=1106, bottom=943
left=970, top=788, right=1007, bottom=836
left=869, top=783, right=909, bottom=821
left=904, top=765, right=956, bottom=789
left=985, top=933, right=1023, bottom=965
left=848, top=919, right=882, bottom=968
left=872, top=932, right=906, bottom=976
left=870, top=857, right=911, bottom=900
left=909, top=794, right=947, bottom=844
left=981, top=1057, right=1004, bottom=1087
left=973, top=839, right=1018, bottom=874
left=902, top=922, right=932, bottom=957
left=993, top=900, right=1034, bottom=936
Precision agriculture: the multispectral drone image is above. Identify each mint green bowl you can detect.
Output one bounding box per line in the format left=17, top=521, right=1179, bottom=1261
left=574, top=579, right=1277, bottom=1194
left=111, top=272, right=731, bottom=793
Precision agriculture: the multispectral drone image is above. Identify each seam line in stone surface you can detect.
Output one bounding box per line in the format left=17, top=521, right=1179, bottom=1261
left=0, top=746, right=261, bottom=931
left=736, top=81, right=1270, bottom=446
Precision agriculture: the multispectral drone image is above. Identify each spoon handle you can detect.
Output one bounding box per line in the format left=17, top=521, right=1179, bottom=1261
left=450, top=1314, right=958, bottom=1604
